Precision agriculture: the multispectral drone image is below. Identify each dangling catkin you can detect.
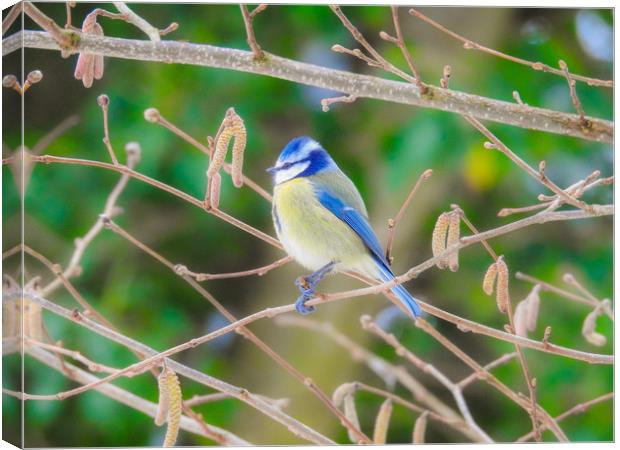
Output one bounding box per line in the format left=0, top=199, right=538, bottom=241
left=513, top=300, right=528, bottom=337
left=525, top=285, right=541, bottom=332
left=431, top=212, right=450, bottom=269
left=495, top=257, right=509, bottom=314
left=582, top=300, right=609, bottom=347
left=446, top=211, right=460, bottom=272
left=209, top=172, right=222, bottom=209
left=155, top=366, right=182, bottom=447
left=373, top=398, right=392, bottom=444
left=331, top=382, right=355, bottom=406
left=229, top=111, right=246, bottom=188
left=482, top=262, right=498, bottom=295
left=343, top=393, right=361, bottom=443
left=412, top=411, right=429, bottom=443
left=206, top=108, right=246, bottom=188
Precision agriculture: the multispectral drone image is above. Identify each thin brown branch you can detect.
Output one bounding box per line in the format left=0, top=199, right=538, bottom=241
left=97, top=95, right=119, bottom=165
left=112, top=2, right=161, bottom=41
left=517, top=392, right=613, bottom=442
left=558, top=59, right=587, bottom=124
left=385, top=168, right=432, bottom=263
left=351, top=382, right=456, bottom=426
left=498, top=172, right=612, bottom=217
left=330, top=5, right=418, bottom=84
left=451, top=205, right=497, bottom=261
left=466, top=115, right=600, bottom=215
left=456, top=352, right=518, bottom=389
left=26, top=338, right=119, bottom=374
left=40, top=142, right=139, bottom=297
left=408, top=8, right=612, bottom=88
left=2, top=2, right=22, bottom=35
left=240, top=5, right=264, bottom=59
left=320, top=94, right=357, bottom=112
left=386, top=6, right=426, bottom=92
left=175, top=256, right=292, bottom=281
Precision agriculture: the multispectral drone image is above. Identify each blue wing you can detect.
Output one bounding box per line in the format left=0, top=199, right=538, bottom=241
left=315, top=187, right=390, bottom=268
left=315, top=186, right=422, bottom=318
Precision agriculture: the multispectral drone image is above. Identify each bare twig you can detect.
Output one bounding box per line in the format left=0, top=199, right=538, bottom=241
left=40, top=141, right=140, bottom=297
left=408, top=8, right=612, bottom=88
left=558, top=60, right=587, bottom=125
left=381, top=6, right=427, bottom=92
left=456, top=352, right=518, bottom=389
left=112, top=2, right=161, bottom=41
left=517, top=392, right=613, bottom=442
left=385, top=168, right=432, bottom=263
left=2, top=2, right=22, bottom=35
left=512, top=90, right=526, bottom=106
left=466, top=115, right=601, bottom=215
left=175, top=256, right=291, bottom=281
left=320, top=94, right=357, bottom=112
left=97, top=94, right=119, bottom=165
left=330, top=5, right=418, bottom=84
left=26, top=338, right=119, bottom=374
left=32, top=154, right=281, bottom=247
left=22, top=2, right=76, bottom=51
left=240, top=4, right=265, bottom=59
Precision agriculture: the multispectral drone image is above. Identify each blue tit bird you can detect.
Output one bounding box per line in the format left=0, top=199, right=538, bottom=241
left=268, top=136, right=422, bottom=319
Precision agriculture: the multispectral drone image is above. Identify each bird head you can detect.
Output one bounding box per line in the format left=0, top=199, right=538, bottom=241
left=267, top=136, right=337, bottom=184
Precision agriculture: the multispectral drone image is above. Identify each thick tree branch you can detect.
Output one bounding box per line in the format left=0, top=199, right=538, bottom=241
left=3, top=30, right=612, bottom=143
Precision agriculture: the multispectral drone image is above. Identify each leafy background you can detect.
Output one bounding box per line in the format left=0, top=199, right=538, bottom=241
left=2, top=3, right=612, bottom=446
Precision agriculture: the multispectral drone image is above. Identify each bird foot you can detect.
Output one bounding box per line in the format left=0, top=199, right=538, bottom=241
left=293, top=262, right=335, bottom=315
left=295, top=294, right=316, bottom=315
left=294, top=276, right=316, bottom=314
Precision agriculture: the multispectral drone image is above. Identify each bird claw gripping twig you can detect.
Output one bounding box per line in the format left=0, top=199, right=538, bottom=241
left=293, top=262, right=336, bottom=314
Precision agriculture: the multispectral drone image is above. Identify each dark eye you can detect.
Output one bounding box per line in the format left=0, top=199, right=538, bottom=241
left=281, top=162, right=293, bottom=169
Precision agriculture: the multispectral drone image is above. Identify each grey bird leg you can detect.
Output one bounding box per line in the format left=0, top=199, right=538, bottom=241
left=294, top=261, right=336, bottom=314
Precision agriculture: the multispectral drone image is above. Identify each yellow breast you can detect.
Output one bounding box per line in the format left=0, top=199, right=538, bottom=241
left=273, top=178, right=370, bottom=272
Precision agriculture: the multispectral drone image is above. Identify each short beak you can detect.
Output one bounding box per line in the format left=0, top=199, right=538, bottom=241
left=266, top=166, right=277, bottom=174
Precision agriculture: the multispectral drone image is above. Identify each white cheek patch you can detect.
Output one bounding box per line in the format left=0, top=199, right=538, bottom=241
left=275, top=161, right=311, bottom=184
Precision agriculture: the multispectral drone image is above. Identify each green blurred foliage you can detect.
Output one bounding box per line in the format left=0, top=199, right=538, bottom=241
left=2, top=3, right=612, bottom=446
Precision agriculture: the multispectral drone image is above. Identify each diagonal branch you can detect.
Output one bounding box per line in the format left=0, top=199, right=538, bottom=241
left=408, top=8, right=612, bottom=88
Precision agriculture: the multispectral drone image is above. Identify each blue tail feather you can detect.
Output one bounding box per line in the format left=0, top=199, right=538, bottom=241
left=374, top=259, right=422, bottom=319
